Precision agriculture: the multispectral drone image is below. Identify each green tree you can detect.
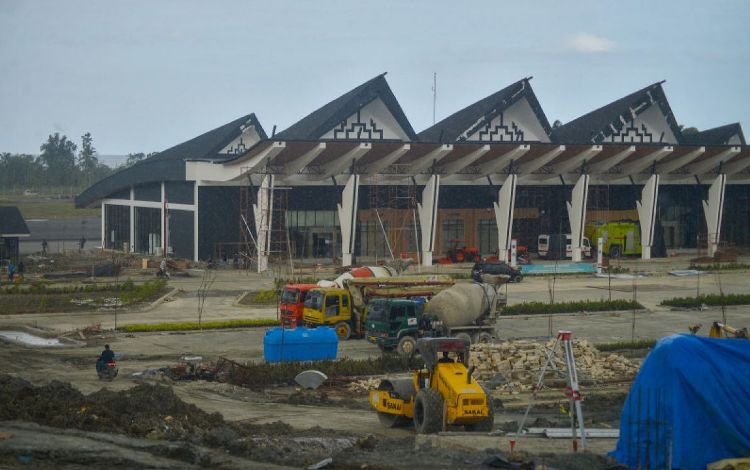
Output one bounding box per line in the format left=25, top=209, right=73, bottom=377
left=39, top=133, right=78, bottom=186
left=78, top=132, right=99, bottom=173
left=125, top=152, right=146, bottom=167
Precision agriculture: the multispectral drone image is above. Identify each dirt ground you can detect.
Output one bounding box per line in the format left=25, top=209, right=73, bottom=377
left=1, top=254, right=748, bottom=468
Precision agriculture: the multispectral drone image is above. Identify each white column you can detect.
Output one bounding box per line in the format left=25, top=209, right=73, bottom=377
left=253, top=174, right=274, bottom=273
left=493, top=174, right=517, bottom=262
left=100, top=201, right=105, bottom=250
left=336, top=174, right=360, bottom=267
left=636, top=174, right=660, bottom=260
left=193, top=182, right=199, bottom=262
left=702, top=174, right=726, bottom=257
left=417, top=174, right=440, bottom=266
left=566, top=174, right=590, bottom=262
left=129, top=187, right=135, bottom=252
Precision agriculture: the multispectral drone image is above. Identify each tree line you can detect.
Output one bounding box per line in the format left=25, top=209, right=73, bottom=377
left=0, top=133, right=153, bottom=196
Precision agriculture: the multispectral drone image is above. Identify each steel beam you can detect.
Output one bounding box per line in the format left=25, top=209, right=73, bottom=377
left=410, top=144, right=453, bottom=174
left=690, top=147, right=741, bottom=176
left=587, top=146, right=636, bottom=174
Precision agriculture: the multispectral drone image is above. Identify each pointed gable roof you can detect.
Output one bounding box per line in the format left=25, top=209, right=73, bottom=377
left=274, top=73, right=417, bottom=141
left=0, top=206, right=30, bottom=237
left=418, top=77, right=552, bottom=143
left=75, top=113, right=265, bottom=208
left=151, top=113, right=266, bottom=162
left=683, top=123, right=746, bottom=146
left=552, top=81, right=683, bottom=145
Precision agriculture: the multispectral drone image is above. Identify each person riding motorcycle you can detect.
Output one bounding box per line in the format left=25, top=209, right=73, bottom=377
left=97, top=344, right=115, bottom=373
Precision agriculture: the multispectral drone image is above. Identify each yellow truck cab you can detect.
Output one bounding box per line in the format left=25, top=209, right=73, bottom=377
left=303, top=288, right=356, bottom=339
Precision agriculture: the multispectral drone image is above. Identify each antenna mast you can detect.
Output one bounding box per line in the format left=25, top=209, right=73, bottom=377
left=432, top=72, right=437, bottom=125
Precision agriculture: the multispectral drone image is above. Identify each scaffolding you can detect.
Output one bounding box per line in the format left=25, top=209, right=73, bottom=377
left=366, top=184, right=419, bottom=260
left=236, top=168, right=292, bottom=271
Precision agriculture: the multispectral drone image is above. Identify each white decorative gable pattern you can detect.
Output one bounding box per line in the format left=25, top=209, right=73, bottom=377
left=220, top=125, right=263, bottom=155
left=602, top=104, right=678, bottom=144
left=460, top=97, right=551, bottom=143
left=321, top=98, right=410, bottom=141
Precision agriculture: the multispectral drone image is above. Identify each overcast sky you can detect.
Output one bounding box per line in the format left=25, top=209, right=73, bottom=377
left=1, top=0, right=748, bottom=162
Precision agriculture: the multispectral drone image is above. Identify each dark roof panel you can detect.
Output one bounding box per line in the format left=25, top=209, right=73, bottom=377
left=75, top=114, right=264, bottom=208
left=418, top=78, right=552, bottom=143
left=552, top=82, right=683, bottom=145
left=0, top=206, right=30, bottom=236
left=275, top=74, right=417, bottom=141
left=683, top=123, right=746, bottom=146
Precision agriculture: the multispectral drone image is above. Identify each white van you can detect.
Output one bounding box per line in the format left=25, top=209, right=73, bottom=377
left=537, top=234, right=592, bottom=259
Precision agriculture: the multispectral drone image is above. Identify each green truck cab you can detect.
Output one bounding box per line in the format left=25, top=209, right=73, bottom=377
left=364, top=298, right=425, bottom=356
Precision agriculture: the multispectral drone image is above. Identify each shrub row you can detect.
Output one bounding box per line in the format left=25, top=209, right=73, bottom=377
left=595, top=339, right=657, bottom=352
left=502, top=299, right=643, bottom=315
left=119, top=318, right=279, bottom=333
left=0, top=279, right=163, bottom=297
left=224, top=355, right=422, bottom=390
left=660, top=293, right=750, bottom=308
left=119, top=279, right=167, bottom=304
left=688, top=263, right=750, bottom=271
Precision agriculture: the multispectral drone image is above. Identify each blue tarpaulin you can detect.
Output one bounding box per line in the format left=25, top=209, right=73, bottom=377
left=610, top=334, right=750, bottom=469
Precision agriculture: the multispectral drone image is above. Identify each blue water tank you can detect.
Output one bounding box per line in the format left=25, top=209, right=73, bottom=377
left=263, top=326, right=338, bottom=363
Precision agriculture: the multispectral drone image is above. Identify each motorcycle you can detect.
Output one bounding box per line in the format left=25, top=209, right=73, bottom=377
left=96, top=358, right=119, bottom=381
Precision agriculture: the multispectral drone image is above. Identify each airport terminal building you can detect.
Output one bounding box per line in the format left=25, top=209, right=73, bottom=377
left=76, top=74, right=750, bottom=269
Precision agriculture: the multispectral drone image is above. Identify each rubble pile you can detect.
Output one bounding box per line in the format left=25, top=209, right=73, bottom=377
left=345, top=377, right=381, bottom=393
left=470, top=339, right=638, bottom=392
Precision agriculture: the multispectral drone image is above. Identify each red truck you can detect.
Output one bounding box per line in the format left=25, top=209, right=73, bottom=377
left=279, top=284, right=318, bottom=327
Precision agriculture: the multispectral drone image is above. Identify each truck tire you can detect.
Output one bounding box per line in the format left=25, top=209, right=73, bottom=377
left=454, top=332, right=472, bottom=345
left=335, top=321, right=351, bottom=340
left=413, top=388, right=444, bottom=434
left=397, top=335, right=417, bottom=358
left=474, top=332, right=493, bottom=344
left=465, top=385, right=494, bottom=433
left=512, top=274, right=523, bottom=283
left=609, top=245, right=622, bottom=258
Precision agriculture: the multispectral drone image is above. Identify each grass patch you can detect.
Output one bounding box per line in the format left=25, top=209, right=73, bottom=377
left=0, top=279, right=167, bottom=314
left=660, top=293, right=750, bottom=308
left=12, top=200, right=100, bottom=219
left=688, top=263, right=750, bottom=271
left=252, top=289, right=278, bottom=304
left=223, top=355, right=423, bottom=390
left=595, top=339, right=657, bottom=352
left=502, top=299, right=643, bottom=315
left=119, top=318, right=280, bottom=333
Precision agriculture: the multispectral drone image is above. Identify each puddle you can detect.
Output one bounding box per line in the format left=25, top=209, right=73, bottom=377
left=0, top=331, right=62, bottom=346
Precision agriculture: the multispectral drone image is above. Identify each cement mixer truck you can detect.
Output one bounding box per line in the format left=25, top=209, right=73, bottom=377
left=302, top=275, right=455, bottom=340
left=365, top=280, right=506, bottom=357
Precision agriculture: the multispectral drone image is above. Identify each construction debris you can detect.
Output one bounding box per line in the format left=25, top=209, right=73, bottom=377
left=345, top=377, right=381, bottom=393
left=470, top=339, right=638, bottom=392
